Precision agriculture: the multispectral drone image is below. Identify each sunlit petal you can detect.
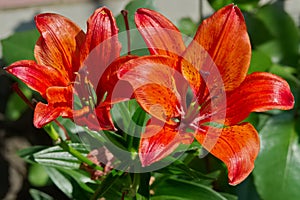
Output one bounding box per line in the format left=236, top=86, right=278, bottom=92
left=139, top=123, right=180, bottom=167
left=135, top=8, right=186, bottom=62
left=225, top=72, right=294, bottom=125
left=5, top=60, right=68, bottom=98
left=81, top=7, right=121, bottom=88
left=118, top=56, right=183, bottom=123
left=118, top=55, right=178, bottom=89
left=187, top=4, right=251, bottom=91
left=97, top=55, right=137, bottom=105
left=75, top=105, right=116, bottom=131
left=45, top=86, right=73, bottom=107
left=34, top=13, right=85, bottom=80
left=34, top=102, right=73, bottom=128
left=135, top=84, right=181, bottom=125
left=195, top=123, right=260, bottom=185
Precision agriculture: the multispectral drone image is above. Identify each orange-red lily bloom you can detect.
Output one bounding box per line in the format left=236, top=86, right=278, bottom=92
left=5, top=7, right=134, bottom=130
left=118, top=5, right=294, bottom=185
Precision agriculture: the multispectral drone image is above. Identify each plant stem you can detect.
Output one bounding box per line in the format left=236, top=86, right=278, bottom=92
left=59, top=140, right=103, bottom=171
left=90, top=173, right=120, bottom=200
left=121, top=9, right=131, bottom=55
left=44, top=124, right=103, bottom=171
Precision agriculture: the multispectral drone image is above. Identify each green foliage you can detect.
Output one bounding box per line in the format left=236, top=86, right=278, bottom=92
left=208, top=0, right=259, bottom=11
left=177, top=17, right=198, bottom=37
left=1, top=29, right=39, bottom=65
left=1, top=0, right=300, bottom=199
left=151, top=177, right=228, bottom=200
left=18, top=143, right=89, bottom=168
left=255, top=3, right=300, bottom=66
left=28, top=164, right=50, bottom=187
left=1, top=29, right=39, bottom=121
left=253, top=115, right=300, bottom=200
left=29, top=189, right=54, bottom=200
left=4, top=83, right=32, bottom=120
left=115, top=0, right=154, bottom=56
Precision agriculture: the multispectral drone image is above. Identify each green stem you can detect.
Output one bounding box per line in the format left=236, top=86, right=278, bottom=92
left=59, top=141, right=103, bottom=171
left=43, top=124, right=103, bottom=171
left=90, top=172, right=120, bottom=200
left=44, top=124, right=60, bottom=142
left=132, top=172, right=140, bottom=189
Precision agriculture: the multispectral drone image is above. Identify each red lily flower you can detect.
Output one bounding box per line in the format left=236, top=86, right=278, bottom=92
left=5, top=7, right=135, bottom=130
left=118, top=5, right=295, bottom=185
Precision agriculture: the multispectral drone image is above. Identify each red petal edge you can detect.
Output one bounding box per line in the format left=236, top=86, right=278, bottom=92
left=195, top=123, right=260, bottom=185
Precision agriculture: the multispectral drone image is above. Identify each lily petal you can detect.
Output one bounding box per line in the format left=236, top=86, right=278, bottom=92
left=224, top=72, right=294, bottom=125
left=135, top=8, right=186, bottom=62
left=195, top=122, right=260, bottom=185
left=118, top=56, right=182, bottom=123
left=45, top=86, right=73, bottom=107
left=75, top=105, right=116, bottom=131
left=34, top=102, right=73, bottom=128
left=5, top=60, right=68, bottom=98
left=34, top=13, right=85, bottom=80
left=118, top=55, right=178, bottom=90
left=97, top=55, right=137, bottom=105
left=81, top=7, right=121, bottom=87
left=135, top=84, right=181, bottom=125
left=139, top=123, right=180, bottom=167
left=186, top=4, right=251, bottom=91
left=33, top=86, right=74, bottom=127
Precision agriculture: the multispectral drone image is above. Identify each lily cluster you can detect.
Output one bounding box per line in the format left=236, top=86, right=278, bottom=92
left=5, top=5, right=294, bottom=185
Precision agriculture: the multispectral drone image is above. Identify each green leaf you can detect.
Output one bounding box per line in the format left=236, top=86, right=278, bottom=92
left=236, top=175, right=260, bottom=200
left=33, top=143, right=88, bottom=169
left=256, top=3, right=300, bottom=66
left=177, top=17, right=198, bottom=37
left=151, top=178, right=227, bottom=200
left=29, top=189, right=54, bottom=200
left=137, top=172, right=151, bottom=199
left=115, top=0, right=155, bottom=56
left=45, top=167, right=94, bottom=199
left=208, top=0, right=234, bottom=11
left=269, top=64, right=300, bottom=87
left=5, top=83, right=32, bottom=121
left=45, top=167, right=73, bottom=198
left=253, top=115, right=300, bottom=200
left=208, top=0, right=259, bottom=11
left=17, top=145, right=47, bottom=164
left=156, top=159, right=219, bottom=183
left=112, top=100, right=140, bottom=132
left=58, top=168, right=96, bottom=193
left=244, top=12, right=274, bottom=47
left=91, top=172, right=121, bottom=199
left=28, top=164, right=50, bottom=187
left=220, top=193, right=238, bottom=200
left=256, top=40, right=282, bottom=64
left=248, top=50, right=272, bottom=73
left=1, top=29, right=39, bottom=65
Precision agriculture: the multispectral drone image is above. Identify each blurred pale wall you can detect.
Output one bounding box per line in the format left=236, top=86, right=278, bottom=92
left=0, top=0, right=299, bottom=59
left=0, top=0, right=205, bottom=59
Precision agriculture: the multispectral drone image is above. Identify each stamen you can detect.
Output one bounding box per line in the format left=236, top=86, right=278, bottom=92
left=121, top=10, right=131, bottom=55
left=192, top=111, right=218, bottom=125
left=175, top=105, right=185, bottom=116
left=189, top=122, right=205, bottom=132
